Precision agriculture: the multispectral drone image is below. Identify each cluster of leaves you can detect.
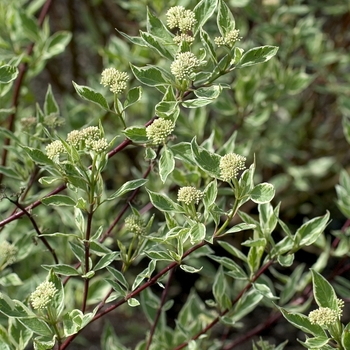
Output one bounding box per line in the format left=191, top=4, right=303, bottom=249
left=0, top=0, right=350, bottom=350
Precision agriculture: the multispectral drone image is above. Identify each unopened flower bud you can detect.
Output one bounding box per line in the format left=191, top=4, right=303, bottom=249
left=220, top=153, right=246, bottom=182
left=177, top=186, right=203, bottom=205
left=170, top=52, right=200, bottom=81
left=214, top=29, right=241, bottom=48
left=146, top=118, right=174, bottom=145
left=46, top=140, right=65, bottom=162
left=125, top=215, right=146, bottom=235
left=166, top=6, right=196, bottom=33
left=30, top=281, right=58, bottom=310
left=101, top=68, right=129, bottom=95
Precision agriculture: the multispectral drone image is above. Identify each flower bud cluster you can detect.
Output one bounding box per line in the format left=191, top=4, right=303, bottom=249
left=0, top=240, right=18, bottom=268
left=46, top=140, right=65, bottom=162
left=170, top=52, right=200, bottom=81
left=100, top=68, right=129, bottom=95
left=177, top=186, right=203, bottom=205
left=30, top=281, right=58, bottom=310
left=166, top=6, right=196, bottom=33
left=20, top=116, right=37, bottom=130
left=308, top=299, right=344, bottom=326
left=173, top=33, right=195, bottom=45
left=214, top=29, right=241, bottom=48
left=146, top=118, right=174, bottom=145
left=220, top=153, right=246, bottom=182
left=46, top=126, right=109, bottom=161
left=309, top=307, right=338, bottom=326
left=125, top=214, right=146, bottom=235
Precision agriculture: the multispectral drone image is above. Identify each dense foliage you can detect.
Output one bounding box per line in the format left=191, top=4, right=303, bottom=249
left=0, top=0, right=349, bottom=349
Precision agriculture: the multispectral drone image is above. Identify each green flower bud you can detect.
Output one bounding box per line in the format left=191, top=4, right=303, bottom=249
left=100, top=68, right=129, bottom=95
left=46, top=140, right=65, bottom=162
left=0, top=240, right=18, bottom=268
left=85, top=138, right=109, bottom=153
left=146, top=118, right=174, bottom=145
left=125, top=215, right=146, bottom=235
left=214, top=29, right=241, bottom=48
left=177, top=186, right=203, bottom=205
left=166, top=6, right=197, bottom=33
left=170, top=52, right=200, bottom=81
left=30, top=281, right=58, bottom=310
left=219, top=153, right=246, bottom=182
left=308, top=307, right=339, bottom=326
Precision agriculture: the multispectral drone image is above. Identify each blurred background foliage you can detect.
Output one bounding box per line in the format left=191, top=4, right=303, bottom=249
left=1, top=0, right=350, bottom=348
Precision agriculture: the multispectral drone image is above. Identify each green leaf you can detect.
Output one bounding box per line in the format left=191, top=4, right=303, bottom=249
left=146, top=188, right=184, bottom=213
left=0, top=273, right=22, bottom=287
left=74, top=207, right=85, bottom=235
left=124, top=86, right=142, bottom=109
left=299, top=336, right=330, bottom=348
left=193, top=0, right=218, bottom=36
left=140, top=31, right=174, bottom=60
left=247, top=244, right=265, bottom=275
left=38, top=176, right=61, bottom=185
left=41, top=264, right=80, bottom=276
left=108, top=179, right=148, bottom=200
left=213, top=266, right=231, bottom=310
left=190, top=137, right=221, bottom=178
left=277, top=254, right=294, bottom=267
left=182, top=97, right=219, bottom=108
left=218, top=241, right=247, bottom=263
left=105, top=279, right=127, bottom=297
left=294, top=211, right=330, bottom=247
left=0, top=293, right=31, bottom=318
left=123, top=126, right=148, bottom=143
left=311, top=269, right=338, bottom=310
left=159, top=148, right=175, bottom=183
left=144, top=249, right=175, bottom=261
left=18, top=317, right=53, bottom=337
left=18, top=10, right=39, bottom=41
left=194, top=85, right=222, bottom=99
left=43, top=31, right=72, bottom=60
left=44, top=85, right=59, bottom=115
left=94, top=253, right=119, bottom=271
left=217, top=0, right=236, bottom=36
left=171, top=142, right=196, bottom=166
left=130, top=64, right=170, bottom=88
left=200, top=29, right=216, bottom=62
left=279, top=307, right=326, bottom=337
left=0, top=65, right=18, bottom=84
left=225, top=289, right=262, bottom=323
left=146, top=7, right=174, bottom=42
left=342, top=322, right=350, bottom=349
left=253, top=283, right=278, bottom=300
left=224, top=223, right=256, bottom=234
left=21, top=146, right=54, bottom=166
left=0, top=165, right=22, bottom=180
left=132, top=260, right=156, bottom=290
left=48, top=270, right=65, bottom=318
left=180, top=264, right=203, bottom=273
left=236, top=46, right=279, bottom=68
left=155, top=101, right=179, bottom=119
left=72, top=82, right=109, bottom=110
left=250, top=183, right=275, bottom=204
left=210, top=255, right=247, bottom=279
left=189, top=222, right=206, bottom=244
left=127, top=298, right=140, bottom=307
left=203, top=180, right=217, bottom=209
left=41, top=195, right=76, bottom=206
left=106, top=266, right=129, bottom=289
